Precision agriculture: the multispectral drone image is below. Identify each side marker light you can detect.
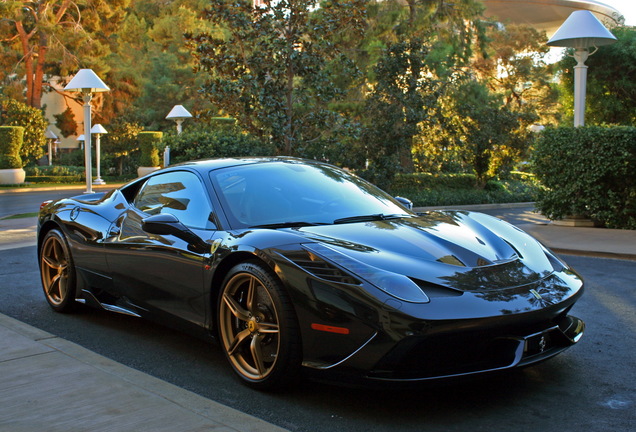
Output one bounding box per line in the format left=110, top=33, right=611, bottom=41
left=311, top=323, right=350, bottom=335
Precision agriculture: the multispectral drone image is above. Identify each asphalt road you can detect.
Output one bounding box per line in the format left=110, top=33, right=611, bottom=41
left=0, top=189, right=88, bottom=218
left=1, top=243, right=634, bottom=432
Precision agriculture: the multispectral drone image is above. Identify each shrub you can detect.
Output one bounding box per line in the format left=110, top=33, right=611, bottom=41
left=388, top=172, right=539, bottom=207
left=138, top=131, right=163, bottom=167
left=164, top=127, right=275, bottom=164
left=0, top=126, right=24, bottom=169
left=532, top=126, right=636, bottom=229
left=0, top=96, right=47, bottom=165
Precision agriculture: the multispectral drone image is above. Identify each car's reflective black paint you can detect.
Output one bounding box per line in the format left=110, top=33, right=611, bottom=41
left=37, top=157, right=584, bottom=389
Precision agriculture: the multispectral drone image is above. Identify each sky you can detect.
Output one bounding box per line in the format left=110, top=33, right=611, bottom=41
left=599, top=0, right=636, bottom=26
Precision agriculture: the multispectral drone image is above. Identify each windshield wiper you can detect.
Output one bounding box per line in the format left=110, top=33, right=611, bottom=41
left=249, top=221, right=327, bottom=229
left=333, top=214, right=409, bottom=225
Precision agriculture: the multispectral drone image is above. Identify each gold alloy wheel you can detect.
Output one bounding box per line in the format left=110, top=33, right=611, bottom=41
left=219, top=272, right=281, bottom=381
left=40, top=232, right=71, bottom=307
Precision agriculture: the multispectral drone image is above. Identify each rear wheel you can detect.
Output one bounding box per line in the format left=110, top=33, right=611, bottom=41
left=39, top=229, right=77, bottom=313
left=218, top=262, right=301, bottom=390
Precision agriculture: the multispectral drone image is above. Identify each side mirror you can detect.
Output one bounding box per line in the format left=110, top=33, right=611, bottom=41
left=142, top=213, right=208, bottom=253
left=394, top=196, right=413, bottom=210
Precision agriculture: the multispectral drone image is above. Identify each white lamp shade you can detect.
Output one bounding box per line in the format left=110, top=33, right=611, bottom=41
left=45, top=128, right=58, bottom=139
left=77, top=134, right=85, bottom=141
left=64, top=69, right=110, bottom=92
left=91, top=124, right=108, bottom=134
left=547, top=10, right=617, bottom=48
left=166, top=105, right=193, bottom=120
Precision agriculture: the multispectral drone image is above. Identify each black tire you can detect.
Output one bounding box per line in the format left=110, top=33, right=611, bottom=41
left=39, top=229, right=78, bottom=313
left=217, top=261, right=302, bottom=390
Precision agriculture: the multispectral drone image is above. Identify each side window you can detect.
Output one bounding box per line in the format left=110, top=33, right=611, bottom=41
left=134, top=171, right=215, bottom=229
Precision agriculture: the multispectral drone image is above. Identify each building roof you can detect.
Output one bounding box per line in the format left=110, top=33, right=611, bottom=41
left=481, top=0, right=623, bottom=36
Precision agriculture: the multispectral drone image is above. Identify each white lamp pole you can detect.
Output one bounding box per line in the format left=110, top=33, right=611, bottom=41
left=547, top=11, right=617, bottom=127
left=44, top=128, right=58, bottom=166
left=64, top=69, right=110, bottom=193
left=91, top=124, right=108, bottom=185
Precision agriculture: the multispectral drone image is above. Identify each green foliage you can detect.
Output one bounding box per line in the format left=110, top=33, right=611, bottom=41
left=0, top=96, right=46, bottom=165
left=388, top=172, right=539, bottom=207
left=532, top=126, right=636, bottom=229
left=57, top=150, right=86, bottom=168
left=451, top=80, right=522, bottom=187
left=101, top=119, right=145, bottom=175
left=165, top=126, right=275, bottom=163
left=189, top=0, right=366, bottom=155
left=0, top=126, right=24, bottom=169
left=137, top=131, right=163, bottom=167
left=555, top=26, right=636, bottom=125
left=24, top=165, right=84, bottom=183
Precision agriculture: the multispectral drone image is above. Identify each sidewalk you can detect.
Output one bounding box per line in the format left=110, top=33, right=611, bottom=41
left=0, top=204, right=634, bottom=431
left=0, top=313, right=288, bottom=432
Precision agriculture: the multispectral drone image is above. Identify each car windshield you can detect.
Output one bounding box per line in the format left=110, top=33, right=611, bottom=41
left=210, top=161, right=413, bottom=229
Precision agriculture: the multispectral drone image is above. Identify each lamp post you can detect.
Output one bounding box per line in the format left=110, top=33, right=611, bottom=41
left=44, top=128, right=58, bottom=166
left=77, top=134, right=85, bottom=150
left=64, top=69, right=110, bottom=193
left=165, top=105, right=192, bottom=167
left=547, top=10, right=616, bottom=127
left=166, top=105, right=192, bottom=134
left=91, top=124, right=108, bottom=185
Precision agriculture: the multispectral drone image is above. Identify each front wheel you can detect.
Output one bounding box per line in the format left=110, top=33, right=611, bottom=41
left=39, top=229, right=77, bottom=313
left=218, top=261, right=301, bottom=390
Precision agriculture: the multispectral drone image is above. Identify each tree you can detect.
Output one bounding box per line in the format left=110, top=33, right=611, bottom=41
left=555, top=26, right=636, bottom=125
left=471, top=23, right=559, bottom=126
left=0, top=1, right=129, bottom=108
left=450, top=80, right=521, bottom=187
left=359, top=0, right=487, bottom=184
left=189, top=0, right=366, bottom=155
left=105, top=0, right=215, bottom=129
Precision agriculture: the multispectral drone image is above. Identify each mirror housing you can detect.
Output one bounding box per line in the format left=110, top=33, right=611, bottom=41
left=394, top=196, right=413, bottom=210
left=142, top=213, right=208, bottom=253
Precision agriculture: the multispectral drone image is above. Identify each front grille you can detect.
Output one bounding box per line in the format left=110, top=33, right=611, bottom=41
left=370, top=332, right=521, bottom=380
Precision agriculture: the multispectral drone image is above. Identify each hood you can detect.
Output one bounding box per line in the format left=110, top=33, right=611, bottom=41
left=295, top=211, right=556, bottom=292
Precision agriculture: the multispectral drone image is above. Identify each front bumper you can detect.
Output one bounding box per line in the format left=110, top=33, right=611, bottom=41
left=363, top=314, right=585, bottom=382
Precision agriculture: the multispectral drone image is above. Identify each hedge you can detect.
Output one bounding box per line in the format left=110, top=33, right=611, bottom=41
left=138, top=131, right=163, bottom=167
left=532, top=126, right=636, bottom=229
left=389, top=172, right=539, bottom=207
left=0, top=126, right=24, bottom=169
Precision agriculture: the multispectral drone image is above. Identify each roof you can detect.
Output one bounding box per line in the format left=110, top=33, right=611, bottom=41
left=481, top=0, right=623, bottom=36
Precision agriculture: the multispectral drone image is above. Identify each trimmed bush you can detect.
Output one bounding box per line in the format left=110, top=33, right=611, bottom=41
left=532, top=126, right=636, bottom=229
left=389, top=172, right=539, bottom=207
left=164, top=127, right=275, bottom=164
left=0, top=126, right=25, bottom=169
left=0, top=96, right=47, bottom=165
left=138, top=131, right=163, bottom=167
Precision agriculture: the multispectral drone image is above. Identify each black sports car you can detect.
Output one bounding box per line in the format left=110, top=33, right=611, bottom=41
left=37, top=157, right=584, bottom=389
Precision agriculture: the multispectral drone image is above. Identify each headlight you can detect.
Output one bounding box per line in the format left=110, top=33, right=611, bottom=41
left=303, top=243, right=430, bottom=304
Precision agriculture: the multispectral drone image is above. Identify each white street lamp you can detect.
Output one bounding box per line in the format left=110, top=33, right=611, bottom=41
left=44, top=128, right=58, bottom=166
left=64, top=69, right=110, bottom=193
left=166, top=105, right=192, bottom=134
left=77, top=134, right=85, bottom=150
left=165, top=105, right=192, bottom=167
left=91, top=124, right=108, bottom=185
left=547, top=11, right=617, bottom=127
